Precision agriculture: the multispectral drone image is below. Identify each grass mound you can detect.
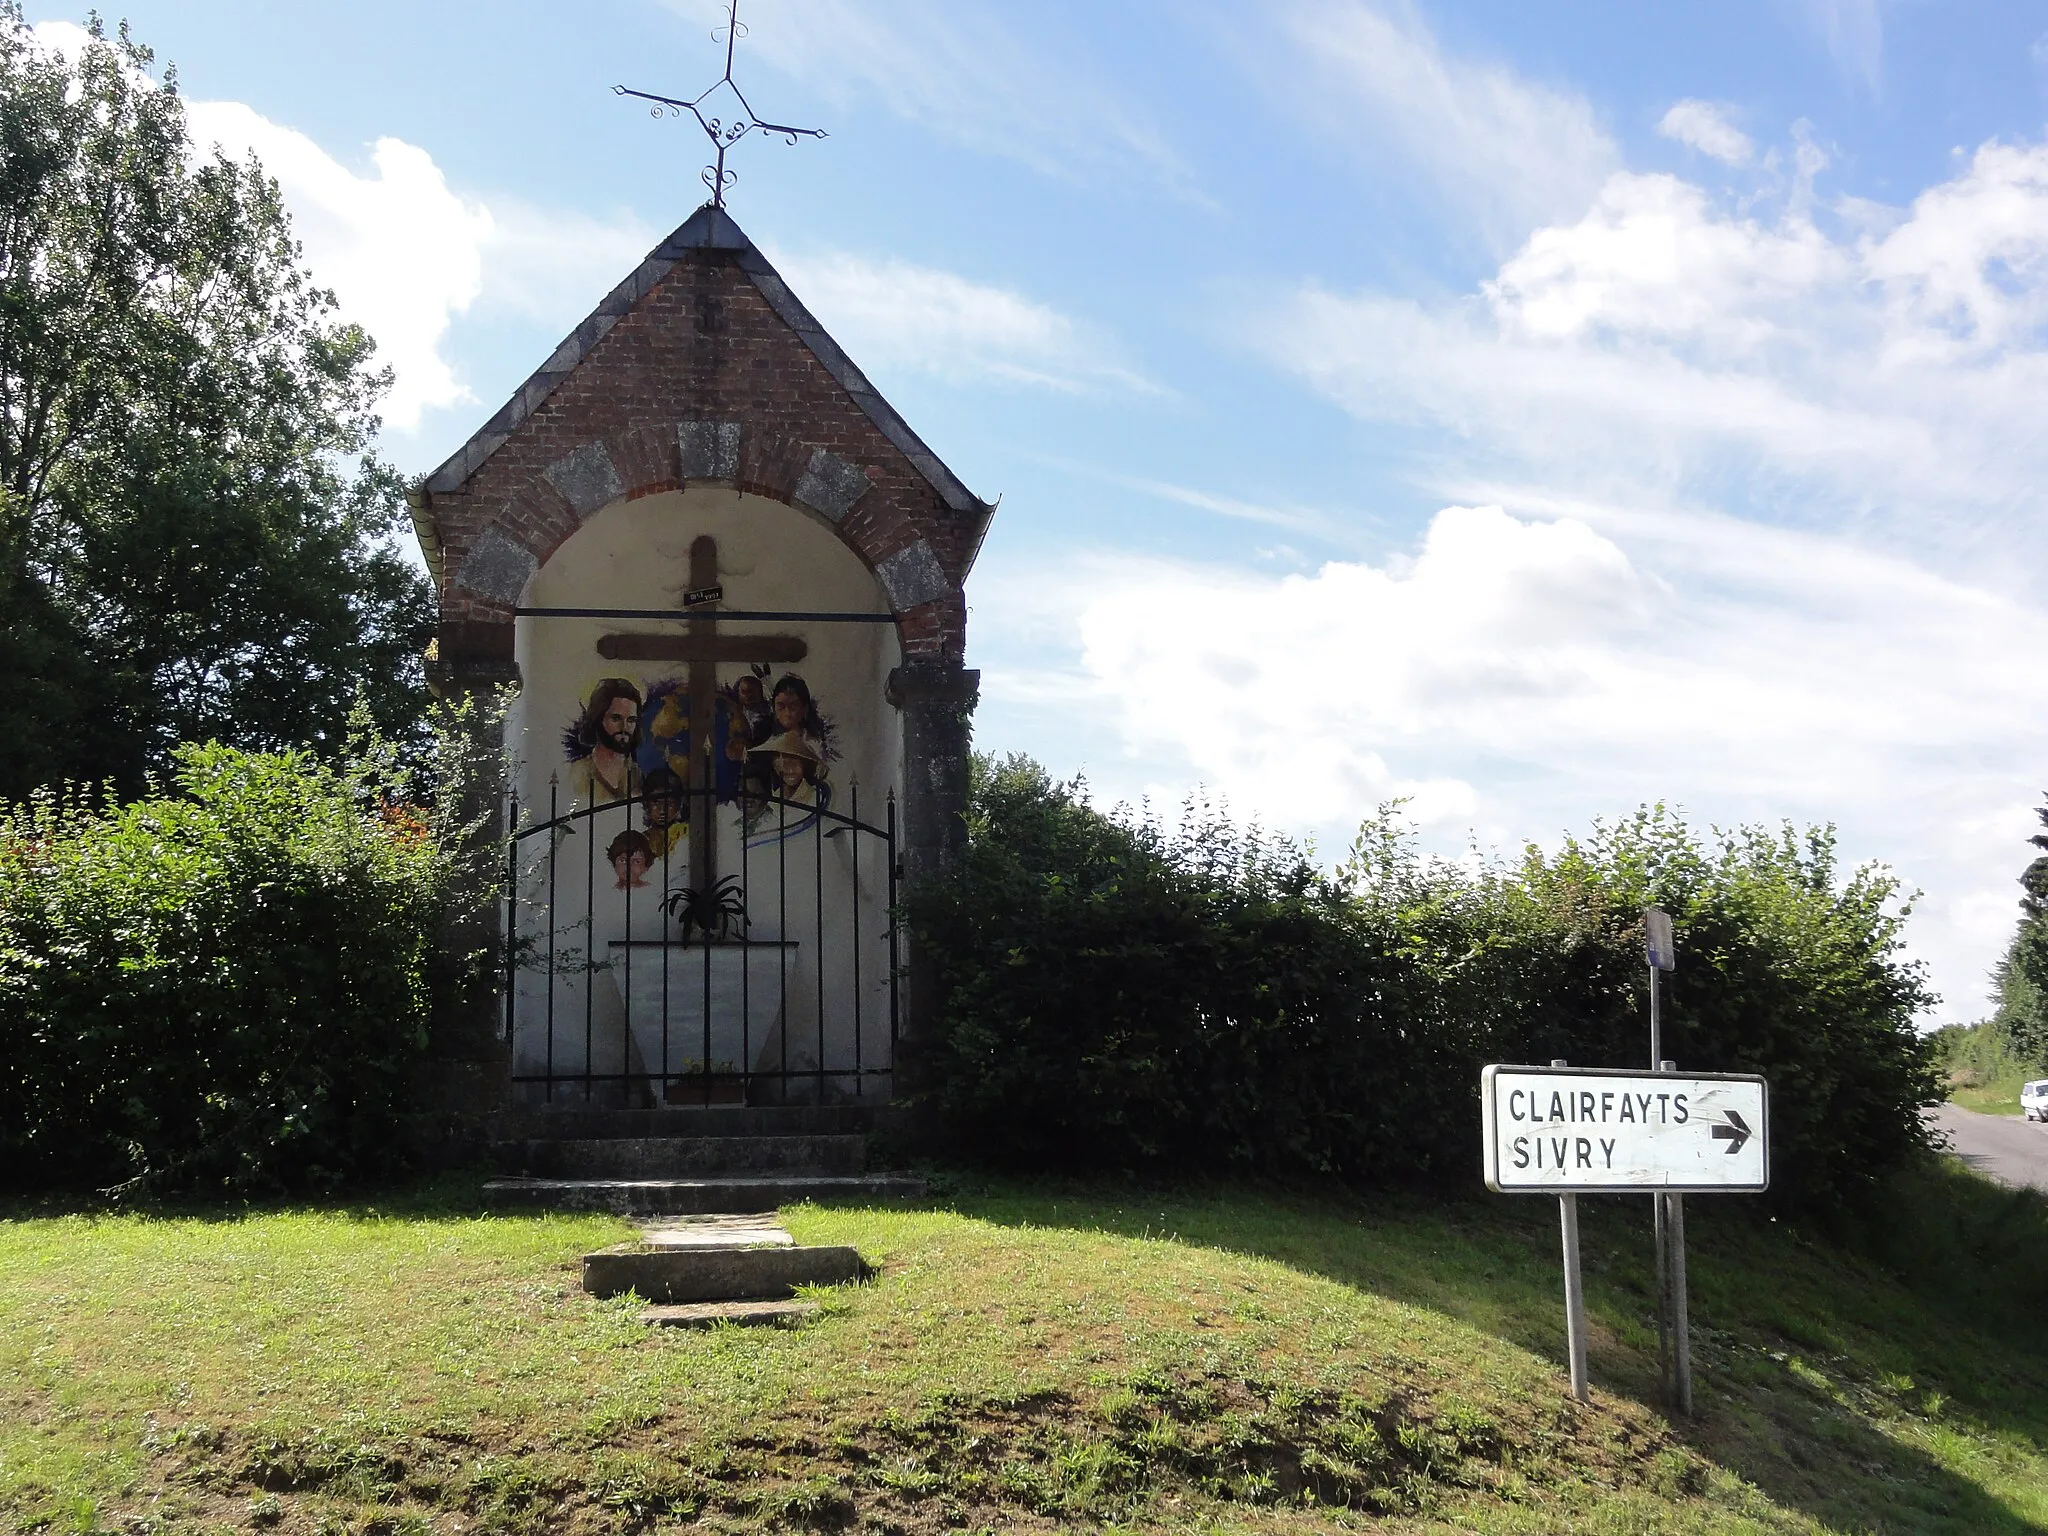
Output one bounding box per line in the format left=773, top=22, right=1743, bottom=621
left=3, top=1168, right=2046, bottom=1533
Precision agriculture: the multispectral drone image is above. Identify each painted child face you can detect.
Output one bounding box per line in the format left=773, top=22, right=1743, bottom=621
left=645, top=792, right=679, bottom=828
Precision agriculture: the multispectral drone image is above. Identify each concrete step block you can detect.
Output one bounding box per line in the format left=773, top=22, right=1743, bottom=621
left=491, top=1133, right=867, bottom=1179
left=638, top=1299, right=819, bottom=1328
left=637, top=1215, right=792, bottom=1248
left=479, top=1173, right=925, bottom=1215
left=584, top=1242, right=868, bottom=1303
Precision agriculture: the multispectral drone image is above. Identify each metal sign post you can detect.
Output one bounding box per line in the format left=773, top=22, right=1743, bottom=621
left=1644, top=906, right=1685, bottom=1414
left=1480, top=1060, right=1767, bottom=1411
left=1662, top=1083, right=1694, bottom=1418
left=1551, top=1057, right=1590, bottom=1402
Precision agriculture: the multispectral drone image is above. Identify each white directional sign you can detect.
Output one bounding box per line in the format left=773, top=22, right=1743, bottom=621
left=1482, top=1065, right=1769, bottom=1194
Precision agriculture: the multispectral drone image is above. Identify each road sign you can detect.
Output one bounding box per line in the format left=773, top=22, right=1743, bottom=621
left=1482, top=1064, right=1768, bottom=1194
left=1646, top=906, right=1676, bottom=971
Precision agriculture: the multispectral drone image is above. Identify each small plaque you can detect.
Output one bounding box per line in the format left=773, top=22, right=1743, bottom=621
left=683, top=584, right=724, bottom=608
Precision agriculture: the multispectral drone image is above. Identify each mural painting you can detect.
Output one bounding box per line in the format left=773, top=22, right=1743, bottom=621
left=564, top=678, right=643, bottom=806
left=606, top=829, right=654, bottom=889
left=560, top=667, right=839, bottom=852
left=734, top=670, right=834, bottom=839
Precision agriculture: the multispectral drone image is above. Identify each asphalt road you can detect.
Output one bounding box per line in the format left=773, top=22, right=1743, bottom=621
left=1930, top=1102, right=2048, bottom=1195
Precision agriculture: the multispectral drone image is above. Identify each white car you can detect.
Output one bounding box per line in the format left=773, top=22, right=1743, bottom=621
left=2023, top=1081, right=2048, bottom=1122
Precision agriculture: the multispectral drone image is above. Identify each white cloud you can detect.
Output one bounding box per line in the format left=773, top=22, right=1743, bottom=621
left=37, top=20, right=1128, bottom=435
left=698, top=0, right=1194, bottom=194
left=1073, top=504, right=1645, bottom=819
left=1802, top=0, right=1884, bottom=93
left=1094, top=474, right=1334, bottom=536
left=1264, top=140, right=2048, bottom=577
left=182, top=108, right=668, bottom=435
left=28, top=19, right=660, bottom=434
left=1111, top=129, right=2048, bottom=1021
left=1657, top=100, right=1754, bottom=165
left=1273, top=0, right=1619, bottom=241
left=770, top=248, right=1156, bottom=394
left=985, top=499, right=2047, bottom=1024
left=27, top=18, right=128, bottom=75
left=186, top=103, right=491, bottom=430
left=468, top=199, right=659, bottom=326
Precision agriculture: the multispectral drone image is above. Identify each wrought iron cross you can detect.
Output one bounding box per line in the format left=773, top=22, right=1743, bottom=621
left=616, top=0, right=827, bottom=209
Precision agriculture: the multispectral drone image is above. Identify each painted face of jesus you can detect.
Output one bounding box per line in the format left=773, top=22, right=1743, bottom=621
left=600, top=697, right=637, bottom=755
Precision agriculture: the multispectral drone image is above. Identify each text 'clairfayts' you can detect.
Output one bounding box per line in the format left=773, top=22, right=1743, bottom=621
left=1481, top=1067, right=1769, bottom=1194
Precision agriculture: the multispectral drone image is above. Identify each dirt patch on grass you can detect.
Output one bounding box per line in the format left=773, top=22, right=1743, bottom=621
left=98, top=1360, right=1692, bottom=1534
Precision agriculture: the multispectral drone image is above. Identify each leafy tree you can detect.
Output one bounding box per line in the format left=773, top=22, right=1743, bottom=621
left=0, top=8, right=430, bottom=799
left=1992, top=796, right=2048, bottom=1065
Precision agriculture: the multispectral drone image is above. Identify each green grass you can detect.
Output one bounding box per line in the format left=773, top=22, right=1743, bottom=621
left=3, top=1164, right=2047, bottom=1534
left=1951, top=1065, right=2043, bottom=1117
left=1937, top=1020, right=2044, bottom=1115
left=1951, top=1073, right=2036, bottom=1117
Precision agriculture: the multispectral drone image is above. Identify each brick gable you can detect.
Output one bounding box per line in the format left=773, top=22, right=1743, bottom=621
left=412, top=206, right=994, bottom=687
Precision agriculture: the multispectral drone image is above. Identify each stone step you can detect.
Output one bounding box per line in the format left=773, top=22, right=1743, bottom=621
left=481, top=1173, right=924, bottom=1215
left=637, top=1215, right=793, bottom=1249
left=490, top=1133, right=866, bottom=1179
left=639, top=1299, right=819, bottom=1328
left=490, top=1104, right=886, bottom=1141
left=584, top=1241, right=867, bottom=1303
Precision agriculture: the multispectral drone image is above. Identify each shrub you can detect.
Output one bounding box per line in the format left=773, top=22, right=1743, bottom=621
left=906, top=760, right=1478, bottom=1180
left=0, top=706, right=499, bottom=1195
left=906, top=757, right=1941, bottom=1208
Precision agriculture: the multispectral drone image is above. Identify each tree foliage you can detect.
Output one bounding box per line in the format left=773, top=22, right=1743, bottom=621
left=1991, top=796, right=2048, bottom=1066
left=907, top=756, right=1942, bottom=1209
left=0, top=8, right=430, bottom=799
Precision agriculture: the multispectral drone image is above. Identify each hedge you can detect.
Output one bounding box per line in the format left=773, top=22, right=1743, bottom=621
left=905, top=756, right=1941, bottom=1208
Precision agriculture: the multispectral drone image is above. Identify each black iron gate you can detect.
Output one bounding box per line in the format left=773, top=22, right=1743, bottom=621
left=501, top=777, right=898, bottom=1106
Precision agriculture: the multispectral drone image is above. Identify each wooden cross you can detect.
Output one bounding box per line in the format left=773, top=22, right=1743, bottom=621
left=597, top=535, right=806, bottom=896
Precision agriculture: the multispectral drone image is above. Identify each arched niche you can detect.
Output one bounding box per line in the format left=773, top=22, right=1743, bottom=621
left=509, top=485, right=902, bottom=819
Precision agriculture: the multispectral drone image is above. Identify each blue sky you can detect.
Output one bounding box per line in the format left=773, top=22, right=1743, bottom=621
left=42, top=0, right=2048, bottom=1023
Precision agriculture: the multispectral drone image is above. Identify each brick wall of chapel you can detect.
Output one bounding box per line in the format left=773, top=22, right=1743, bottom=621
left=424, top=248, right=972, bottom=671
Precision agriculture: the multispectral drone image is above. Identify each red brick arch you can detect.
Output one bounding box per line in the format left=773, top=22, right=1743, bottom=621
left=414, top=215, right=989, bottom=694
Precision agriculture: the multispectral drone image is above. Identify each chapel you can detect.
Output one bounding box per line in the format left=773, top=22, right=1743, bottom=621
left=409, top=204, right=991, bottom=1111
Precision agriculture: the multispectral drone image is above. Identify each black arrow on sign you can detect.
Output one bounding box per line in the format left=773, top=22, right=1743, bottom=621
left=1712, top=1109, right=1752, bottom=1154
